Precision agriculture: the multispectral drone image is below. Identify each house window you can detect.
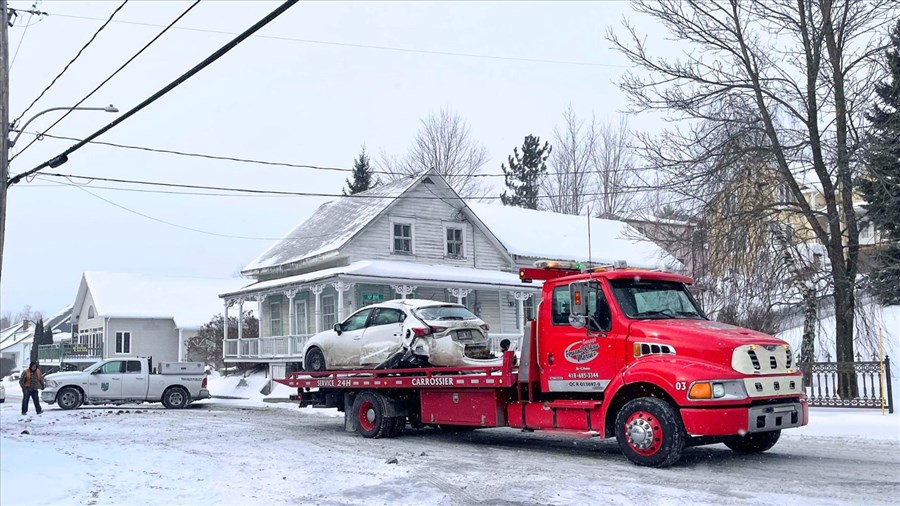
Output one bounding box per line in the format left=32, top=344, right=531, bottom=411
left=270, top=301, right=282, bottom=336
left=445, top=226, right=464, bottom=258
left=87, top=306, right=95, bottom=319
left=322, top=295, right=336, bottom=330
left=294, top=300, right=308, bottom=335
left=392, top=222, right=413, bottom=254
left=517, top=296, right=536, bottom=330
left=115, top=331, right=131, bottom=354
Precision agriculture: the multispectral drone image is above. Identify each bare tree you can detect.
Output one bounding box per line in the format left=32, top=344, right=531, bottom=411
left=610, top=0, right=897, bottom=397
left=392, top=109, right=489, bottom=197
left=542, top=105, right=596, bottom=215
left=593, top=117, right=636, bottom=219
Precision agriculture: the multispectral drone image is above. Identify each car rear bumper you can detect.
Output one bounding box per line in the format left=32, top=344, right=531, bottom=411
left=681, top=398, right=808, bottom=436
left=196, top=388, right=211, bottom=400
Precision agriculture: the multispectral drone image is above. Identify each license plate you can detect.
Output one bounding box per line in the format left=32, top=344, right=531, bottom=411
left=457, top=330, right=473, bottom=340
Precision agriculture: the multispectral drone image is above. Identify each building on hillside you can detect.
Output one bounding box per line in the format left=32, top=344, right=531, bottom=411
left=37, top=272, right=253, bottom=371
left=220, top=170, right=680, bottom=381
left=0, top=305, right=72, bottom=376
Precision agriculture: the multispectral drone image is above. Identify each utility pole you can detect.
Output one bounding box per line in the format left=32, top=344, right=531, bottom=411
left=0, top=0, right=9, bottom=289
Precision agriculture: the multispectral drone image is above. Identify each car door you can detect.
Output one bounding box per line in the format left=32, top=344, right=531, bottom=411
left=327, top=308, right=373, bottom=368
left=88, top=360, right=125, bottom=399
left=359, top=308, right=406, bottom=367
left=121, top=360, right=147, bottom=398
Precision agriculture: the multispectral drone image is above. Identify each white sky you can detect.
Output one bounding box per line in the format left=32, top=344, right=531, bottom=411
left=2, top=0, right=674, bottom=317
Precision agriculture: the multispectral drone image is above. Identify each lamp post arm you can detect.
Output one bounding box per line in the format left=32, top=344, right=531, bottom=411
left=10, top=106, right=114, bottom=148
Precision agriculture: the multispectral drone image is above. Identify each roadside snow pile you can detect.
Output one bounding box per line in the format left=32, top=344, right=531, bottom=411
left=205, top=370, right=295, bottom=401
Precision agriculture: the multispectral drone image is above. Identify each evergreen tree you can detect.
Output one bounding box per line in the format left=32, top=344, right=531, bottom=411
left=859, top=20, right=900, bottom=305
left=29, top=319, right=44, bottom=363
left=43, top=324, right=55, bottom=347
left=500, top=135, right=551, bottom=209
left=343, top=146, right=377, bottom=195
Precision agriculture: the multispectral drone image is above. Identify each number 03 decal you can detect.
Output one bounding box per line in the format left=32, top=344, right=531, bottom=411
left=674, top=381, right=687, bottom=391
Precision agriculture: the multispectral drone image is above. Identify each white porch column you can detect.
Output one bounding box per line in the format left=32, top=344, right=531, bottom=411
left=446, top=287, right=471, bottom=305
left=257, top=294, right=266, bottom=337
left=178, top=329, right=184, bottom=362
left=498, top=291, right=505, bottom=334
left=237, top=298, right=245, bottom=340
left=285, top=289, right=298, bottom=335
left=391, top=284, right=417, bottom=300
left=511, top=291, right=533, bottom=334
left=311, top=284, right=326, bottom=333
left=332, top=281, right=355, bottom=321
left=223, top=300, right=230, bottom=341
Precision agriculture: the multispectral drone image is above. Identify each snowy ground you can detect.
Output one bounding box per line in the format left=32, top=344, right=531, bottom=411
left=1, top=375, right=898, bottom=506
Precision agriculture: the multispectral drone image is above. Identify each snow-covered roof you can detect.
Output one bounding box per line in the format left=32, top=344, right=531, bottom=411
left=222, top=260, right=540, bottom=298
left=76, top=272, right=249, bottom=329
left=467, top=203, right=680, bottom=270
left=243, top=175, right=422, bottom=274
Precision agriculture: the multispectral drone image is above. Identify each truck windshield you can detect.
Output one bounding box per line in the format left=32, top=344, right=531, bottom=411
left=610, top=279, right=706, bottom=320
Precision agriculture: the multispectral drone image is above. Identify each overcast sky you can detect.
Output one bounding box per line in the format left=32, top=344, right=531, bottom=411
left=2, top=0, right=674, bottom=318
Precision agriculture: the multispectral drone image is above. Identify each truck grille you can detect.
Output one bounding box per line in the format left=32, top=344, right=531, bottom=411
left=732, top=345, right=793, bottom=375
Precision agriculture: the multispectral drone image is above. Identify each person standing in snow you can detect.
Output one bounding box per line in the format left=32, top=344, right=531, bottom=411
left=19, top=362, right=44, bottom=415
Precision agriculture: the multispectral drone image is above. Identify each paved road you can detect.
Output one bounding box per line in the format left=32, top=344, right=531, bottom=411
left=2, top=400, right=898, bottom=505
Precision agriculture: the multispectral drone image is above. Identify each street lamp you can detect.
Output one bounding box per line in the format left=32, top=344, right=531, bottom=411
left=8, top=105, right=119, bottom=148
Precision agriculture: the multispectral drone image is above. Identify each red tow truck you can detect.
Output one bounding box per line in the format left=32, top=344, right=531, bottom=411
left=278, top=262, right=808, bottom=467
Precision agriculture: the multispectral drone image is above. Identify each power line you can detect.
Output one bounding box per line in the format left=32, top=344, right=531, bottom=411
left=49, top=12, right=630, bottom=69
left=10, top=0, right=201, bottom=160
left=11, top=1, right=128, bottom=126
left=9, top=2, right=47, bottom=71
left=8, top=0, right=301, bottom=187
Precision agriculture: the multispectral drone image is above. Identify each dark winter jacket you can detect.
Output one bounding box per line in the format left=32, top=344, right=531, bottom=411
left=19, top=368, right=44, bottom=390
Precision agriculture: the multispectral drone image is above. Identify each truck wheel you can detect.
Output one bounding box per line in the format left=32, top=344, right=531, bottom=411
left=305, top=348, right=327, bottom=373
left=352, top=391, right=394, bottom=438
left=57, top=387, right=83, bottom=410
left=615, top=397, right=685, bottom=468
left=724, top=430, right=781, bottom=454
left=162, top=387, right=189, bottom=409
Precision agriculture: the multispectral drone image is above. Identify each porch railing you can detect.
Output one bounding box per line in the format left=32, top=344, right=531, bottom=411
left=224, top=333, right=522, bottom=362
left=797, top=354, right=893, bottom=414
left=38, top=343, right=104, bottom=363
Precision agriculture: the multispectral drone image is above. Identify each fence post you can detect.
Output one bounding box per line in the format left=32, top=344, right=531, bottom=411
left=885, top=356, right=894, bottom=415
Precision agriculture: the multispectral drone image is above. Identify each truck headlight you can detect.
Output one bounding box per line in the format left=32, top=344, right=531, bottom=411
left=46, top=380, right=59, bottom=388
left=688, top=380, right=747, bottom=400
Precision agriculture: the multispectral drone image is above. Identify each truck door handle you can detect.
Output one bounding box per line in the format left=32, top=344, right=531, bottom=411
left=548, top=353, right=554, bottom=365
left=112, top=377, right=121, bottom=380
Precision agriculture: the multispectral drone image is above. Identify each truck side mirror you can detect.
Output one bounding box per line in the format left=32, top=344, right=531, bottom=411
left=568, top=282, right=587, bottom=329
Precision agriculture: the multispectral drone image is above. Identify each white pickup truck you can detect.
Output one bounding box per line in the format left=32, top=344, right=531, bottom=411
left=42, top=358, right=210, bottom=410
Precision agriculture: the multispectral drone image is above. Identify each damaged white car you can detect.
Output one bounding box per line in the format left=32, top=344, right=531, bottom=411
left=302, top=299, right=501, bottom=371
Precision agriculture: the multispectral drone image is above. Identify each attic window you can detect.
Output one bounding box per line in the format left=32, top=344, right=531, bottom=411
left=423, top=177, right=434, bottom=185
left=392, top=222, right=413, bottom=254
left=88, top=306, right=95, bottom=319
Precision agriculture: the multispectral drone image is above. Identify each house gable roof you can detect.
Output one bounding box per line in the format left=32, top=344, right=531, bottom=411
left=73, top=272, right=251, bottom=329
left=242, top=175, right=424, bottom=275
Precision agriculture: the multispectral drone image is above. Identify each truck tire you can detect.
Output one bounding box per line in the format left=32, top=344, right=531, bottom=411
left=615, top=397, right=685, bottom=468
left=57, top=387, right=83, bottom=410
left=162, top=387, right=189, bottom=409
left=305, top=348, right=327, bottom=373
left=352, top=391, right=395, bottom=438
left=724, top=430, right=781, bottom=454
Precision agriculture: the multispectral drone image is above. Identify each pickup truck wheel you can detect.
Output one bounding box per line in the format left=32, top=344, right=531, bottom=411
left=57, top=387, right=83, bottom=410
left=615, top=397, right=684, bottom=468
left=724, top=430, right=781, bottom=454
left=352, top=391, right=394, bottom=438
left=162, top=387, right=189, bottom=409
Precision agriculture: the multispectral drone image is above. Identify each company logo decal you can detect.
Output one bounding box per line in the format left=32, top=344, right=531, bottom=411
left=564, top=340, right=600, bottom=364
left=101, top=382, right=109, bottom=392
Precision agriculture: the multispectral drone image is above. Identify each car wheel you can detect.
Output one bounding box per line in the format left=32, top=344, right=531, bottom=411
left=615, top=397, right=685, bottom=468
left=162, top=387, right=189, bottom=409
left=352, top=391, right=395, bottom=438
left=57, top=387, right=83, bottom=410
left=724, top=430, right=781, bottom=454
left=305, top=348, right=327, bottom=373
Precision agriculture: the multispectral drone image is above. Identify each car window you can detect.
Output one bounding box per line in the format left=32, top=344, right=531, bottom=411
left=371, top=308, right=405, bottom=326
left=125, top=361, right=142, bottom=374
left=415, top=305, right=478, bottom=321
left=342, top=309, right=372, bottom=332
left=98, top=361, right=124, bottom=374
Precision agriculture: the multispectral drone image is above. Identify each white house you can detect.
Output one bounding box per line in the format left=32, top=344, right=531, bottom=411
left=1, top=305, right=72, bottom=376
left=220, top=170, right=679, bottom=381
left=41, top=272, right=253, bottom=370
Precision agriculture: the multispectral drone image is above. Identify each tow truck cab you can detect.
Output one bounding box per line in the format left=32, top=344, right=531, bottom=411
left=519, top=262, right=807, bottom=465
